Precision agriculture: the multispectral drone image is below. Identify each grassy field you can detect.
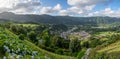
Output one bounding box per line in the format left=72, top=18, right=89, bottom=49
left=24, top=40, right=76, bottom=59
left=17, top=24, right=39, bottom=27
left=97, top=40, right=120, bottom=53
left=88, top=41, right=120, bottom=59
left=95, top=32, right=120, bottom=53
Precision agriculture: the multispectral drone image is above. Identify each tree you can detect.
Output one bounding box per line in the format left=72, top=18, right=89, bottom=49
left=80, top=41, right=89, bottom=48
left=69, top=39, right=81, bottom=53
left=41, top=31, right=51, bottom=46
left=51, top=35, right=59, bottom=47
left=27, top=31, right=37, bottom=42
left=90, top=37, right=101, bottom=47
left=10, top=25, right=18, bottom=34
left=19, top=34, right=25, bottom=40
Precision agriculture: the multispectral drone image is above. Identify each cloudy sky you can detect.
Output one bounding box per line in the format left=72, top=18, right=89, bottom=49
left=0, top=0, right=120, bottom=17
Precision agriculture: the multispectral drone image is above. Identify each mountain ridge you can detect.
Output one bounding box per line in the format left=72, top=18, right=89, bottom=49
left=0, top=12, right=120, bottom=25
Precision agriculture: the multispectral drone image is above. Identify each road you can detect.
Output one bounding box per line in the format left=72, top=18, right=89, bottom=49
left=82, top=48, right=92, bottom=59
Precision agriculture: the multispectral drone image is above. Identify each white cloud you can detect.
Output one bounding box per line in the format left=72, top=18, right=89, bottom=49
left=65, top=0, right=112, bottom=16
left=67, top=0, right=109, bottom=7
left=53, top=4, right=62, bottom=11
left=84, top=5, right=96, bottom=11
left=68, top=7, right=81, bottom=13
left=59, top=10, right=68, bottom=16
left=0, top=0, right=41, bottom=14
left=88, top=8, right=120, bottom=17
left=40, top=4, right=62, bottom=14
left=0, top=0, right=62, bottom=15
left=40, top=7, right=52, bottom=14
left=0, top=0, right=14, bottom=8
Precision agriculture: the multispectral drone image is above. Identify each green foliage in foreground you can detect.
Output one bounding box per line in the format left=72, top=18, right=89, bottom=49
left=77, top=49, right=86, bottom=59
left=25, top=40, right=76, bottom=59
left=0, top=27, right=76, bottom=59
left=0, top=27, right=48, bottom=59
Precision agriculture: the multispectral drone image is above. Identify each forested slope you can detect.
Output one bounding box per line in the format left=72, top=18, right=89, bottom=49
left=0, top=12, right=120, bottom=26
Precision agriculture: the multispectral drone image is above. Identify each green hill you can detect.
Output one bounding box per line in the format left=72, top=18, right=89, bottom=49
left=0, top=27, right=75, bottom=59
left=97, top=40, right=120, bottom=53
left=88, top=40, right=120, bottom=59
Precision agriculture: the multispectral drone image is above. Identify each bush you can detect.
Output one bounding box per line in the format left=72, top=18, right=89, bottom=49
left=77, top=49, right=86, bottom=59
left=19, top=34, right=25, bottom=40
left=55, top=49, right=63, bottom=54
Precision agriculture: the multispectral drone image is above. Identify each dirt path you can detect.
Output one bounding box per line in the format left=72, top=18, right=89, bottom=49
left=82, top=48, right=92, bottom=59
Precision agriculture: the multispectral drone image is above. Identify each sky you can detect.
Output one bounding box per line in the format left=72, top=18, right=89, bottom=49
left=0, top=0, right=120, bottom=17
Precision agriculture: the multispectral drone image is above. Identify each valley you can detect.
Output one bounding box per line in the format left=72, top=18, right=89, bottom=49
left=0, top=12, right=120, bottom=59
left=0, top=0, right=120, bottom=59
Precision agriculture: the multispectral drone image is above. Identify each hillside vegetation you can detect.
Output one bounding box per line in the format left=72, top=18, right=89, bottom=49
left=0, top=14, right=120, bottom=59
left=88, top=32, right=120, bottom=59
left=0, top=27, right=75, bottom=59
left=97, top=40, right=120, bottom=53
